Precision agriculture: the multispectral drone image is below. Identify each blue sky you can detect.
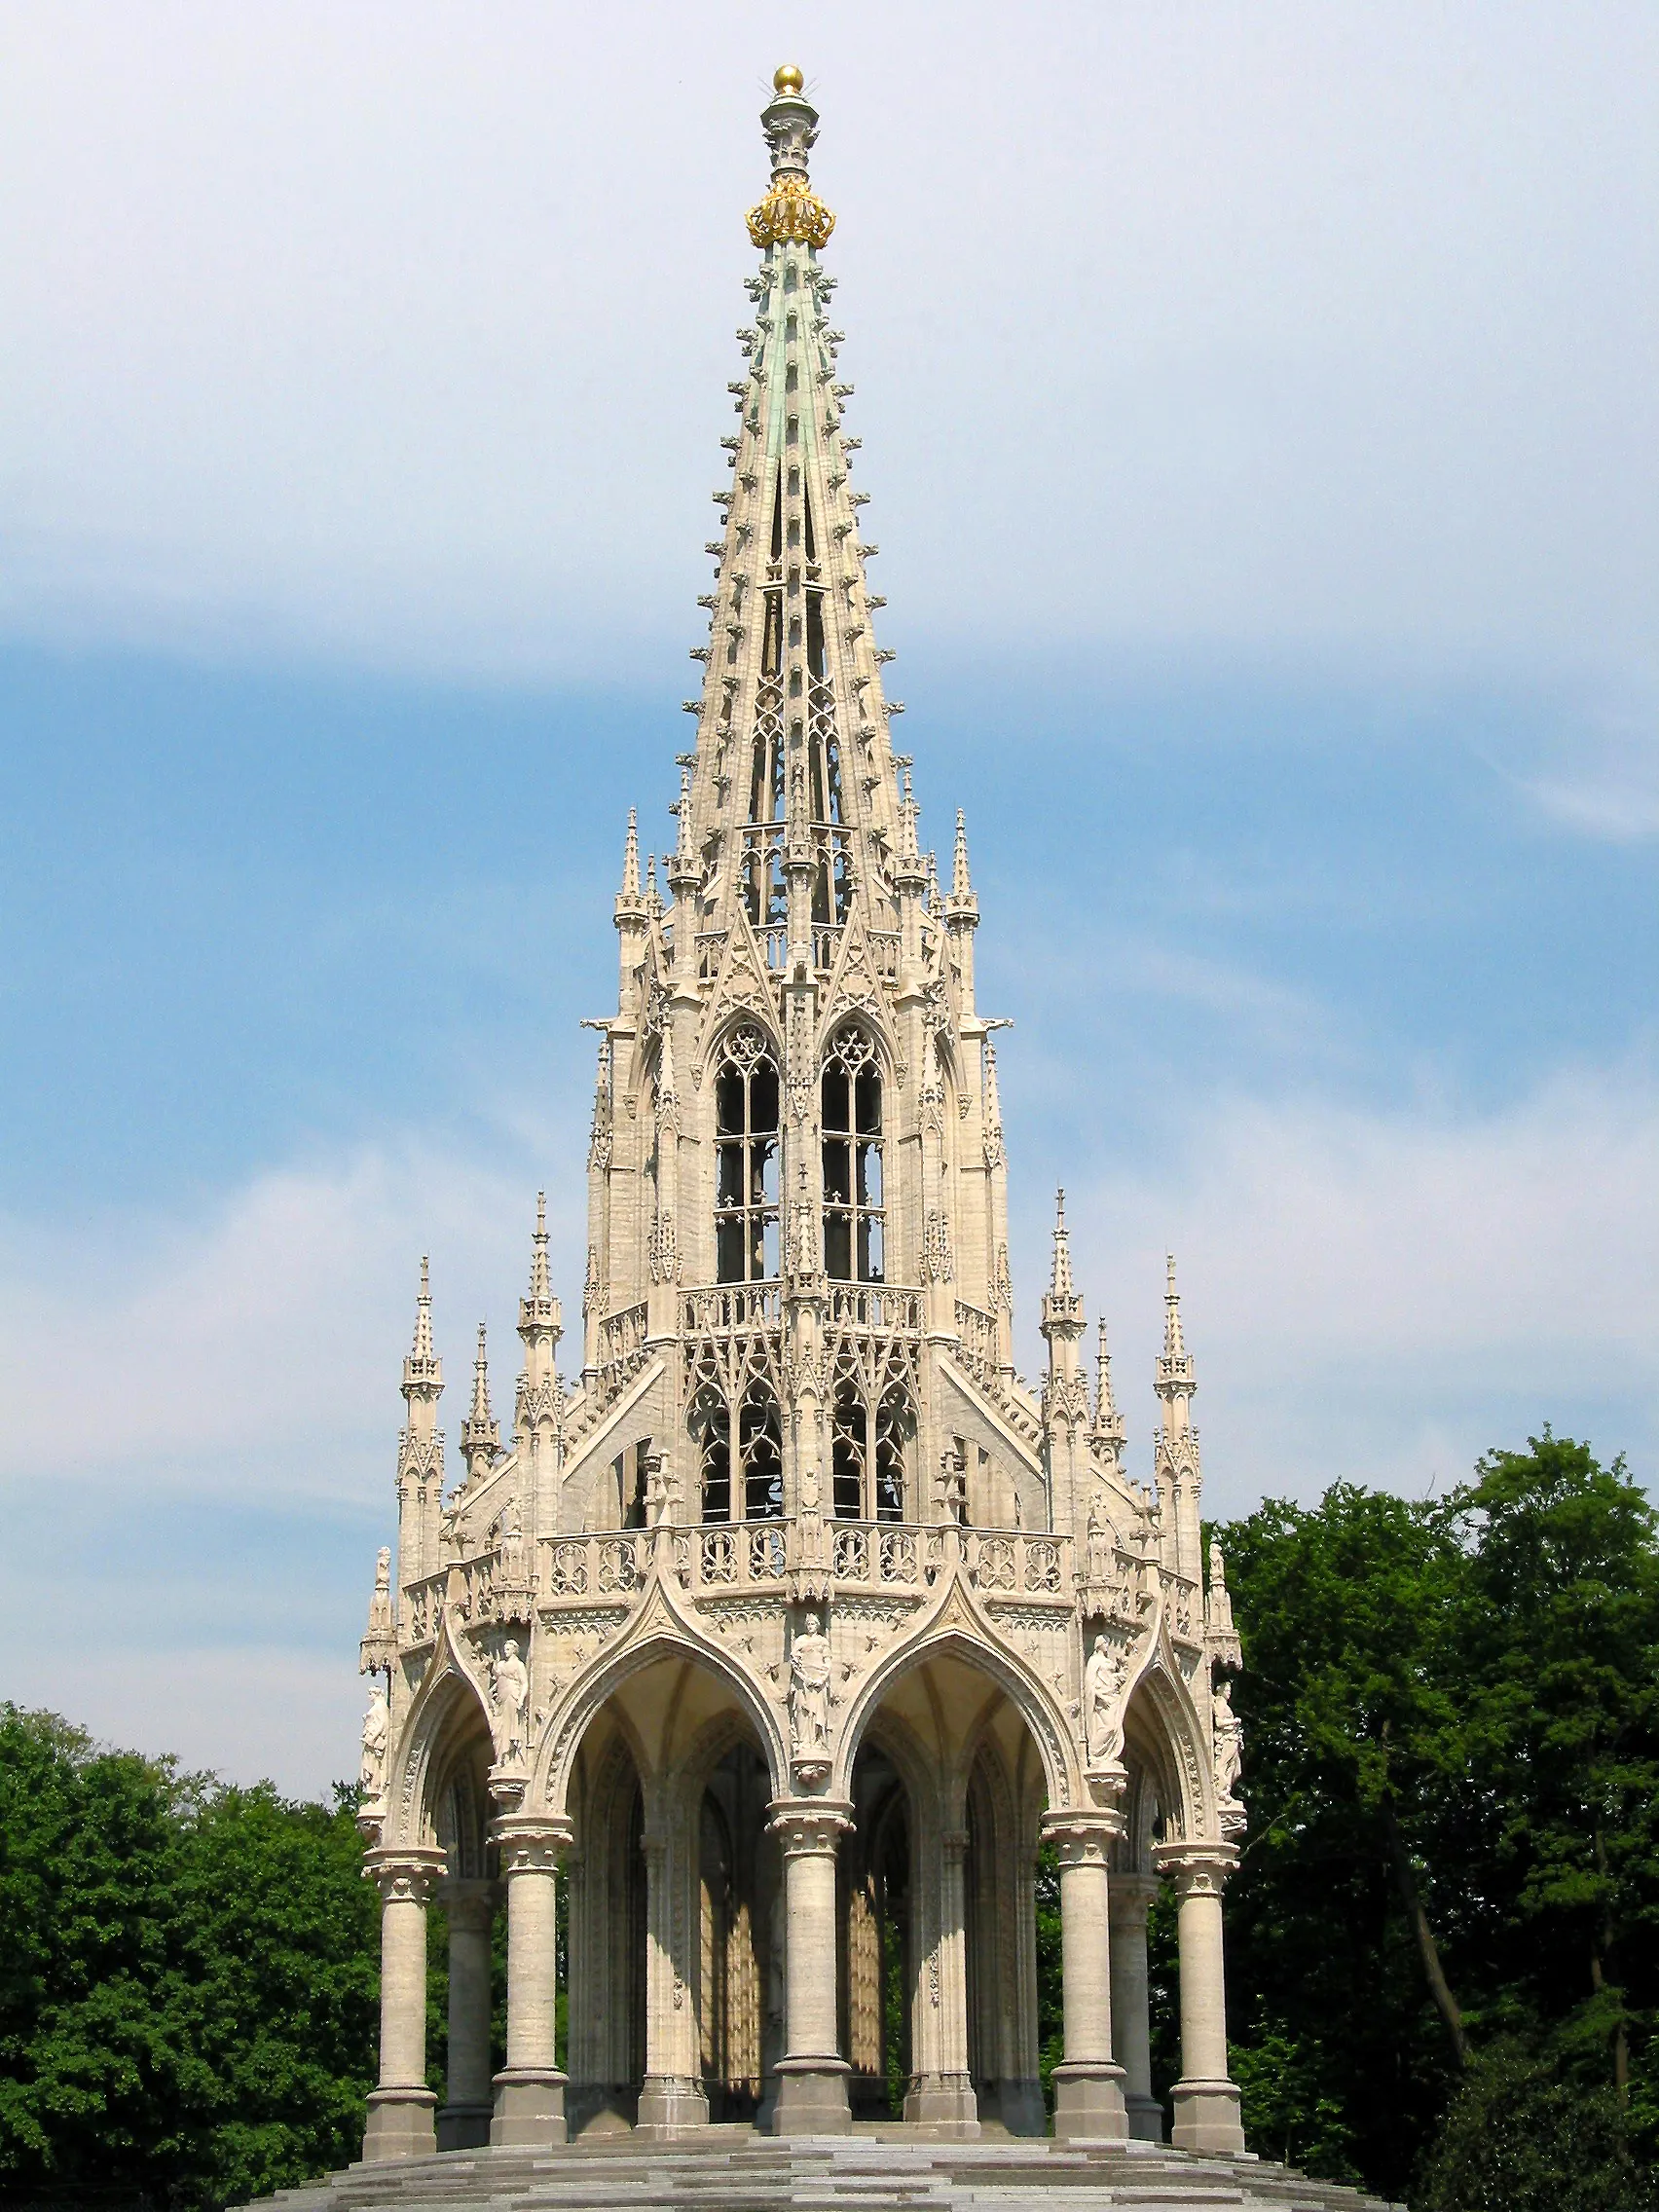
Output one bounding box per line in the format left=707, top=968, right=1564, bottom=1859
left=1, top=2, right=1654, bottom=1793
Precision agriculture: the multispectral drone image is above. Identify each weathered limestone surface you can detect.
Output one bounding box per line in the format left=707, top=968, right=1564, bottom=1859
left=344, top=61, right=1261, bottom=2180
left=236, top=2134, right=1406, bottom=2212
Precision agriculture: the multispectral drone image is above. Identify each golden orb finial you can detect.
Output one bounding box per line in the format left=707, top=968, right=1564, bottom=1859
left=774, top=62, right=804, bottom=96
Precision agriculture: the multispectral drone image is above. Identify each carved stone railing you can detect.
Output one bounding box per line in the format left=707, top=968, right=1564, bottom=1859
left=1162, top=1568, right=1202, bottom=1647
left=952, top=1298, right=998, bottom=1382
left=827, top=1283, right=922, bottom=1333
left=597, top=1300, right=650, bottom=1388
left=826, top=1519, right=942, bottom=1590
left=682, top=1282, right=783, bottom=1335
left=678, top=1519, right=792, bottom=1594
left=399, top=1540, right=535, bottom=1645
left=964, top=1528, right=1073, bottom=1599
left=538, top=1530, right=648, bottom=1604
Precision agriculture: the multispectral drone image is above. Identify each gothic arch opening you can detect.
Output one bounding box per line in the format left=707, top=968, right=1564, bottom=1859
left=843, top=1740, right=912, bottom=2118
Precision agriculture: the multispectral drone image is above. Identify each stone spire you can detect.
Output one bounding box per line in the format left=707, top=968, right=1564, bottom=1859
left=518, top=1190, right=562, bottom=1400
left=402, top=1255, right=443, bottom=1413
left=677, top=64, right=907, bottom=972
left=1155, top=1251, right=1203, bottom=1584
left=461, top=1321, right=499, bottom=1483
left=1041, top=1188, right=1086, bottom=1369
left=396, top=1256, right=444, bottom=1590
left=1092, top=1315, right=1127, bottom=1472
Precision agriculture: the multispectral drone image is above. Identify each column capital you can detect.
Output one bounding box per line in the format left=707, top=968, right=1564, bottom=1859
left=1040, top=1809, right=1124, bottom=1863
left=1107, top=1870, right=1161, bottom=1927
left=1153, top=1838, right=1237, bottom=1896
left=363, top=1844, right=449, bottom=1903
left=492, top=1815, right=572, bottom=1876
left=767, top=1796, right=853, bottom=1857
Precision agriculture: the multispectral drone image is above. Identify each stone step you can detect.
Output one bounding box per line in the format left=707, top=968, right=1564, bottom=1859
left=231, top=2138, right=1405, bottom=2212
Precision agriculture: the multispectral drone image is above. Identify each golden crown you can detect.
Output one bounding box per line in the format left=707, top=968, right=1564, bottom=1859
left=747, top=177, right=835, bottom=250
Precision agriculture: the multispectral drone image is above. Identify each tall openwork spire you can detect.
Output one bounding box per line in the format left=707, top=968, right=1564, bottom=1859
left=675, top=64, right=907, bottom=983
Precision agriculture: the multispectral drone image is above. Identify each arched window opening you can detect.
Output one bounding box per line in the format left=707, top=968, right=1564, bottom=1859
left=822, top=1029, right=884, bottom=1281
left=741, top=1382, right=784, bottom=1521
left=874, top=1387, right=910, bottom=1522
left=769, top=462, right=784, bottom=561
left=716, top=1031, right=780, bottom=1283
left=692, top=1384, right=731, bottom=1524
left=831, top=1384, right=866, bottom=1520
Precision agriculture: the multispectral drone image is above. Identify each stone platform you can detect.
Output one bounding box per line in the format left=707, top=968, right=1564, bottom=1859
left=235, top=2126, right=1407, bottom=2212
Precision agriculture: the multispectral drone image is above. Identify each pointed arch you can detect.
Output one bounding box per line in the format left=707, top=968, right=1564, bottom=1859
left=831, top=1581, right=1081, bottom=1812
left=381, top=1610, right=497, bottom=1852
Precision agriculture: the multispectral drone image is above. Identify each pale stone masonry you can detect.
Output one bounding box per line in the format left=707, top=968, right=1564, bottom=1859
left=353, top=65, right=1249, bottom=2162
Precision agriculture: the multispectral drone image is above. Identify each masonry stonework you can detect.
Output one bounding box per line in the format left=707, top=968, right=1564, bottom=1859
left=353, top=66, right=1248, bottom=2160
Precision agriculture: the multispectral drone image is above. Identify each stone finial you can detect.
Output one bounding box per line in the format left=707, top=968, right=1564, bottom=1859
left=615, top=808, right=644, bottom=920
left=402, top=1256, right=442, bottom=1402
left=749, top=67, right=834, bottom=247
left=461, top=1321, right=499, bottom=1480
left=1051, top=1189, right=1075, bottom=1300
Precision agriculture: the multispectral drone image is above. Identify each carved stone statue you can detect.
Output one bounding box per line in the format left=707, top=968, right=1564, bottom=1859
left=490, top=1636, right=531, bottom=1765
left=359, top=1679, right=389, bottom=1798
left=1213, top=1674, right=1244, bottom=1805
left=789, top=1613, right=832, bottom=1756
left=1084, top=1632, right=1126, bottom=1765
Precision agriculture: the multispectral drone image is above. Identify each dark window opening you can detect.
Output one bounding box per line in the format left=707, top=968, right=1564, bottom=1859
left=822, top=1032, right=884, bottom=1282
left=875, top=1389, right=909, bottom=1522
left=715, top=1043, right=780, bottom=1282
left=741, top=1383, right=784, bottom=1520
left=832, top=1384, right=866, bottom=1519
left=694, top=1387, right=731, bottom=1523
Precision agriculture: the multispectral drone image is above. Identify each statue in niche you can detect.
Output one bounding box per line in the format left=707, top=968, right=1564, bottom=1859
left=1084, top=1632, right=1127, bottom=1765
left=359, top=1678, right=389, bottom=1798
left=1213, top=1674, right=1244, bottom=1805
left=490, top=1636, right=531, bottom=1766
left=789, top=1612, right=832, bottom=1757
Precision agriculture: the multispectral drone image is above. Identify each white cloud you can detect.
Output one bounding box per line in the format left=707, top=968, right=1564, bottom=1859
left=0, top=1128, right=587, bottom=1501
left=3, top=1644, right=367, bottom=1803
left=0, top=2, right=1652, bottom=684
left=1060, top=1064, right=1659, bottom=1510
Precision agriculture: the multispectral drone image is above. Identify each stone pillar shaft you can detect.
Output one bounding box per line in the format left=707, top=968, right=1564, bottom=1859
left=437, top=1879, right=498, bottom=2151
left=637, top=1801, right=709, bottom=2134
left=1155, top=1841, right=1245, bottom=2155
left=770, top=1800, right=853, bottom=2135
left=361, top=1846, right=447, bottom=2162
left=904, top=1825, right=978, bottom=2136
left=1108, top=1872, right=1162, bottom=2142
left=1043, top=1814, right=1128, bottom=2141
left=491, top=1819, right=569, bottom=2147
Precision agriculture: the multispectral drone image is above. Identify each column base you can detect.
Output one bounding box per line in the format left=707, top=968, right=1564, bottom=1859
left=987, top=2078, right=1047, bottom=2137
left=1051, top=2060, right=1129, bottom=2141
left=362, top=2086, right=437, bottom=2161
left=1126, top=2090, right=1165, bottom=2142
left=903, top=2071, right=980, bottom=2137
left=490, top=2067, right=569, bottom=2146
left=772, top=2055, right=852, bottom=2135
left=635, top=2074, right=710, bottom=2136
left=1170, top=2077, right=1244, bottom=2154
left=436, top=2100, right=494, bottom=2151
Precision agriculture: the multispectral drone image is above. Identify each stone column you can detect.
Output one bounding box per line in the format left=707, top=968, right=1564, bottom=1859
left=1042, top=1813, right=1128, bottom=2140
left=637, top=1793, right=709, bottom=2134
left=904, top=1825, right=979, bottom=2135
left=362, top=1845, right=448, bottom=2161
left=1155, top=1840, right=1244, bottom=2154
left=769, top=1800, right=854, bottom=2134
left=1108, top=1872, right=1163, bottom=2141
left=437, top=1878, right=498, bottom=2150
left=491, top=1817, right=570, bottom=2145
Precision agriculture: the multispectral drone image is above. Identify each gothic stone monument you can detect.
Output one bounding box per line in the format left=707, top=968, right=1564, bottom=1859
left=353, top=64, right=1250, bottom=2165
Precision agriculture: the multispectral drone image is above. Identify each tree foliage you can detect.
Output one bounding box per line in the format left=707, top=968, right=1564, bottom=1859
left=0, top=1707, right=378, bottom=2209
left=1212, top=1432, right=1659, bottom=2204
